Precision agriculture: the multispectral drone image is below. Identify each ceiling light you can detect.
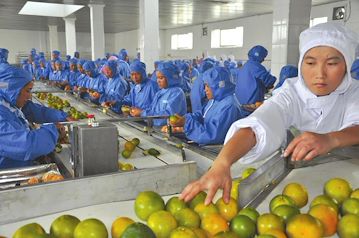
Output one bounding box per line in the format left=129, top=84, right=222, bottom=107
left=19, top=1, right=84, bottom=17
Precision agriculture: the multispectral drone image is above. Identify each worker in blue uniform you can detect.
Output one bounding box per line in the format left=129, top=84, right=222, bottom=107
left=83, top=61, right=107, bottom=105
left=130, top=61, right=187, bottom=126
left=0, top=67, right=67, bottom=169
left=273, top=65, right=298, bottom=90
left=171, top=67, right=240, bottom=145
left=190, top=59, right=215, bottom=112
left=122, top=61, right=158, bottom=111
left=0, top=48, right=10, bottom=73
left=235, top=45, right=276, bottom=117
left=351, top=58, right=359, bottom=80
left=67, top=58, right=80, bottom=90
left=100, top=60, right=128, bottom=113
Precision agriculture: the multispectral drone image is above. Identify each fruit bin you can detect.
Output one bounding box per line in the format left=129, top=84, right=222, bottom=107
left=0, top=162, right=197, bottom=229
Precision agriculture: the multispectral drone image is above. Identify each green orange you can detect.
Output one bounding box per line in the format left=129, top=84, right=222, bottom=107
left=134, top=191, right=165, bottom=221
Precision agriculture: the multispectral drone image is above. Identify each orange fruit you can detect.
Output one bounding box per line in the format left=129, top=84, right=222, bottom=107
left=310, top=194, right=339, bottom=213
left=215, top=197, right=238, bottom=221
left=286, top=214, right=323, bottom=238
left=13, top=223, right=46, bottom=238
left=189, top=191, right=207, bottom=209
left=174, top=208, right=200, bottom=228
left=191, top=228, right=208, bottom=238
left=166, top=196, right=188, bottom=215
left=214, top=231, right=240, bottom=237
left=111, top=216, right=135, bottom=238
left=147, top=210, right=178, bottom=238
left=124, top=141, right=136, bottom=152
left=350, top=188, right=359, bottom=199
left=272, top=205, right=300, bottom=223
left=282, top=183, right=308, bottom=208
left=324, top=177, right=352, bottom=204
left=309, top=204, right=338, bottom=236
left=169, top=115, right=179, bottom=124
left=201, top=213, right=229, bottom=236
left=257, top=213, right=285, bottom=234
left=341, top=198, right=359, bottom=216
left=134, top=191, right=165, bottom=221
left=269, top=194, right=296, bottom=213
left=257, top=235, right=276, bottom=238
left=194, top=202, right=219, bottom=219
left=242, top=168, right=256, bottom=179
left=262, top=229, right=287, bottom=238
left=230, top=215, right=256, bottom=238
left=121, top=222, right=156, bottom=238
left=170, top=226, right=197, bottom=238
left=237, top=207, right=260, bottom=223
left=50, top=214, right=80, bottom=238
left=337, top=214, right=359, bottom=238
left=74, top=218, right=108, bottom=238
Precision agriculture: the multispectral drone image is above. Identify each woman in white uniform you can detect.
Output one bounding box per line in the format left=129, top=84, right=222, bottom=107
left=180, top=22, right=359, bottom=204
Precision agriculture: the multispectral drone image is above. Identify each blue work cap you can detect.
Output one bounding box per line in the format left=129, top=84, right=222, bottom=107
left=279, top=65, right=298, bottom=82
left=66, top=55, right=71, bottom=60
left=39, top=58, right=46, bottom=65
left=69, top=58, right=78, bottom=65
left=130, top=61, right=147, bottom=80
left=119, top=49, right=128, bottom=61
left=203, top=66, right=234, bottom=101
left=248, top=45, right=268, bottom=62
left=351, top=58, right=359, bottom=80
left=199, top=60, right=215, bottom=73
left=52, top=50, right=60, bottom=57
left=83, top=61, right=98, bottom=77
left=77, top=59, right=87, bottom=66
left=224, top=60, right=230, bottom=69
left=103, top=60, right=118, bottom=76
left=157, top=61, right=181, bottom=88
left=0, top=48, right=9, bottom=63
left=55, top=59, right=64, bottom=68
left=0, top=67, right=32, bottom=106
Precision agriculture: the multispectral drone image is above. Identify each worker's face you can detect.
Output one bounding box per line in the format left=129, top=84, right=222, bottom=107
left=55, top=63, right=62, bottom=71
left=205, top=84, right=213, bottom=100
left=103, top=66, right=113, bottom=78
left=157, top=71, right=168, bottom=89
left=70, top=64, right=76, bottom=71
left=85, top=70, right=92, bottom=77
left=77, top=65, right=84, bottom=73
left=51, top=62, right=56, bottom=70
left=301, top=46, right=346, bottom=96
left=131, top=71, right=142, bottom=84
left=40, top=62, right=45, bottom=68
left=17, top=81, right=33, bottom=108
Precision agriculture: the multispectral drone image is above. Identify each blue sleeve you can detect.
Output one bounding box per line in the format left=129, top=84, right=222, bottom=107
left=190, top=77, right=206, bottom=112
left=22, top=101, right=68, bottom=123
left=255, top=65, right=276, bottom=88
left=122, top=90, right=133, bottom=106
left=142, top=89, right=186, bottom=126
left=184, top=104, right=239, bottom=145
left=0, top=122, right=58, bottom=161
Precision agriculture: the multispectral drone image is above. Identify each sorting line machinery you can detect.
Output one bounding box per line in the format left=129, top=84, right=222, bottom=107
left=1, top=81, right=359, bottom=236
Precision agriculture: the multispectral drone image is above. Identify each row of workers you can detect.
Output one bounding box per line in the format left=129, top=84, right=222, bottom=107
left=2, top=30, right=359, bottom=169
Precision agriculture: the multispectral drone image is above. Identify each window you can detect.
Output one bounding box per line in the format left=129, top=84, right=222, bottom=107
left=171, top=33, right=193, bottom=50
left=310, top=17, right=328, bottom=27
left=211, top=27, right=243, bottom=48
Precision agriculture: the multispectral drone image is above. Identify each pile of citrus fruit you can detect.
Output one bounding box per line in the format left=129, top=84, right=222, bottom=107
left=8, top=177, right=359, bottom=238
left=121, top=138, right=140, bottom=159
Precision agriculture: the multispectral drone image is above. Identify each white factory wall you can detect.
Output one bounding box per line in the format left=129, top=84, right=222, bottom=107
left=0, top=0, right=358, bottom=66
left=0, top=30, right=116, bottom=64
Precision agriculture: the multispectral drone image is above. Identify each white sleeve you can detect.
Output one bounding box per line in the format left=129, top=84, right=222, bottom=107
left=340, top=82, right=359, bottom=130
left=225, top=93, right=293, bottom=164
